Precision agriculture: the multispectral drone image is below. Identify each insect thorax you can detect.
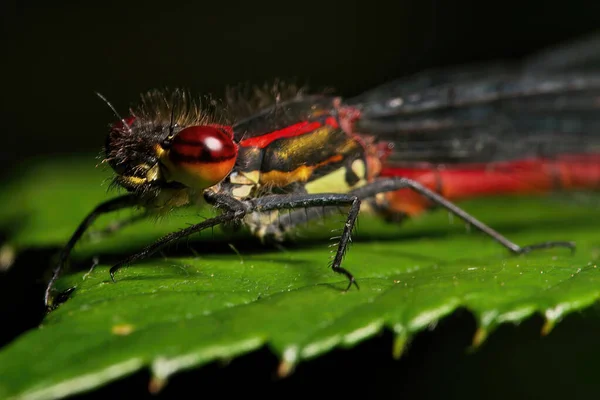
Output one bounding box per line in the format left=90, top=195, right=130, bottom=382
left=223, top=124, right=374, bottom=242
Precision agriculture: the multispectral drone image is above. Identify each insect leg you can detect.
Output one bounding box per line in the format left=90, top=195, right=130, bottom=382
left=45, top=194, right=139, bottom=308
left=109, top=191, right=362, bottom=290
left=109, top=190, right=248, bottom=281
left=251, top=193, right=361, bottom=290
left=259, top=205, right=345, bottom=240
left=351, top=177, right=575, bottom=254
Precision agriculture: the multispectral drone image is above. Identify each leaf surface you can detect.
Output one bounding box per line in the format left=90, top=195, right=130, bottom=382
left=0, top=157, right=599, bottom=399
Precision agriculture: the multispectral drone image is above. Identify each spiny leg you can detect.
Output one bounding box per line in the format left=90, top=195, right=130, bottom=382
left=251, top=193, right=361, bottom=289
left=257, top=205, right=343, bottom=242
left=109, top=189, right=249, bottom=280
left=240, top=177, right=572, bottom=290
left=330, top=199, right=361, bottom=290
left=111, top=178, right=572, bottom=290
left=350, top=177, right=575, bottom=254
left=109, top=210, right=246, bottom=281
left=109, top=191, right=362, bottom=289
left=45, top=194, right=139, bottom=309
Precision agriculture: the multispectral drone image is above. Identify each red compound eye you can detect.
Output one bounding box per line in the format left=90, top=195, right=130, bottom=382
left=165, top=125, right=238, bottom=189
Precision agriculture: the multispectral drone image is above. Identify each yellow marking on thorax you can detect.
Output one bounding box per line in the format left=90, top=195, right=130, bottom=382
left=259, top=154, right=344, bottom=187
left=351, top=159, right=366, bottom=183
left=228, top=171, right=260, bottom=200
left=261, top=165, right=314, bottom=186
left=234, top=170, right=260, bottom=185
left=305, top=159, right=367, bottom=194
left=121, top=175, right=146, bottom=186
left=231, top=184, right=254, bottom=200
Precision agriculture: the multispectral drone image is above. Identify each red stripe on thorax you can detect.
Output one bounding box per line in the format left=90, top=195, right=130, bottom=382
left=239, top=117, right=339, bottom=149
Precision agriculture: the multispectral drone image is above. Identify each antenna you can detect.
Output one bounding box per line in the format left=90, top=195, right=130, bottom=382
left=95, top=92, right=133, bottom=134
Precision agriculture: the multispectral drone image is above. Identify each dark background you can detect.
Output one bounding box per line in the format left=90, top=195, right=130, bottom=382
left=2, top=0, right=600, bottom=399
left=3, top=0, right=600, bottom=169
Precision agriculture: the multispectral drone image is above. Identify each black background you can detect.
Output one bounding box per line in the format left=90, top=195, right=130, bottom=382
left=4, top=0, right=600, bottom=168
left=2, top=1, right=600, bottom=399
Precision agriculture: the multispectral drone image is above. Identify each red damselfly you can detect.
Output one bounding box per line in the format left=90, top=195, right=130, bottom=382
left=44, top=34, right=600, bottom=309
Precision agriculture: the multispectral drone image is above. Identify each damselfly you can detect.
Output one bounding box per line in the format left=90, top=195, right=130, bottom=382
left=44, top=34, right=600, bottom=309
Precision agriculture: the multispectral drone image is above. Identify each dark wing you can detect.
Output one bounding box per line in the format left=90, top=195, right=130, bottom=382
left=346, top=34, right=600, bottom=165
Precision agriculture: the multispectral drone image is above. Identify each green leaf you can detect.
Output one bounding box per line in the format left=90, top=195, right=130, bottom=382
left=1, top=156, right=599, bottom=399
